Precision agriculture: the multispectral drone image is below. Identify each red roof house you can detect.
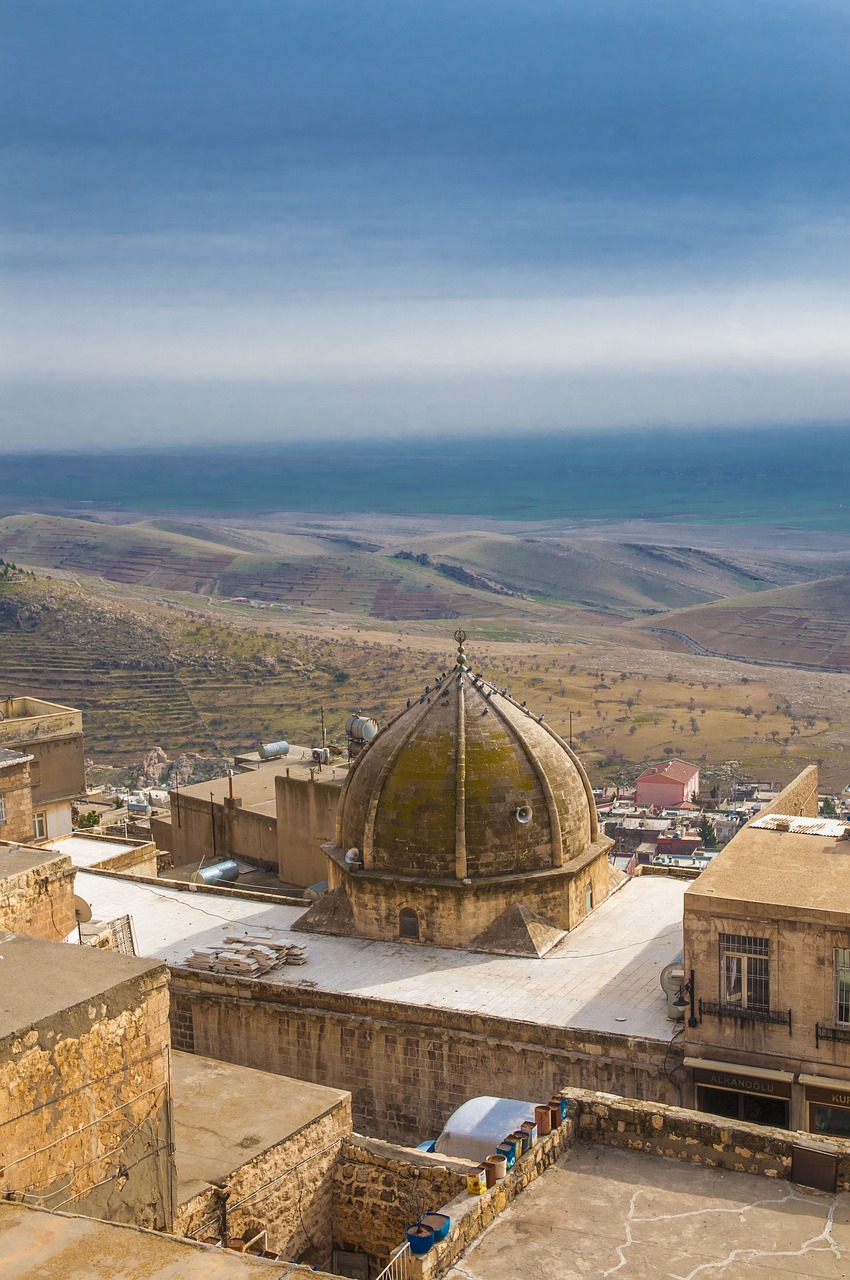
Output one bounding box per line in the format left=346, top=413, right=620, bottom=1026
left=635, top=759, right=700, bottom=808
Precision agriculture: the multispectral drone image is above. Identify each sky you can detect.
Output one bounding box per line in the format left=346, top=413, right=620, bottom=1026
left=2, top=0, right=850, bottom=449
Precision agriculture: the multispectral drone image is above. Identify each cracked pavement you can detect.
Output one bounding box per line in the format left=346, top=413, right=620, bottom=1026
left=445, top=1144, right=850, bottom=1279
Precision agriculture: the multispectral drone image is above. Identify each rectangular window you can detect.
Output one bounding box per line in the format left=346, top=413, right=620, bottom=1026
left=32, top=811, right=46, bottom=839
left=836, top=949, right=850, bottom=1026
left=719, top=934, right=770, bottom=1011
left=0, top=794, right=6, bottom=826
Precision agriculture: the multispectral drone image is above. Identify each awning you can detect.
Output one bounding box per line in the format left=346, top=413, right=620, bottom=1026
left=684, top=1056, right=794, bottom=1084
left=799, top=1073, right=850, bottom=1091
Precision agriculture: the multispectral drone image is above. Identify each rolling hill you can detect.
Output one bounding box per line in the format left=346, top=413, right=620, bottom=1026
left=640, top=573, right=850, bottom=671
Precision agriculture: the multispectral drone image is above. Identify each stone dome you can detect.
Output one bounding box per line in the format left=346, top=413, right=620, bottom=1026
left=335, top=636, right=598, bottom=881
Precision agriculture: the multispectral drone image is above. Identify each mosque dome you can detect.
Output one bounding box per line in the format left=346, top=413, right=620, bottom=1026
left=334, top=632, right=598, bottom=881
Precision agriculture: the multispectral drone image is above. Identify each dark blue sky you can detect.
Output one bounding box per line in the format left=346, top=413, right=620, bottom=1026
left=3, top=0, right=850, bottom=447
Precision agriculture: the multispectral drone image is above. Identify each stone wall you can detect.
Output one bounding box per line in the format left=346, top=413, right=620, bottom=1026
left=332, top=1136, right=468, bottom=1264
left=0, top=759, right=34, bottom=845
left=756, top=764, right=819, bottom=819
left=563, top=1087, right=850, bottom=1190
left=174, top=1095, right=351, bottom=1270
left=0, top=949, right=173, bottom=1230
left=168, top=971, right=676, bottom=1144
left=0, top=849, right=76, bottom=940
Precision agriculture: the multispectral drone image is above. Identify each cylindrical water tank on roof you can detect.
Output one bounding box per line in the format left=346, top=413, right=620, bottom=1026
left=191, top=859, right=240, bottom=885
left=345, top=714, right=378, bottom=743
left=259, top=740, right=290, bottom=760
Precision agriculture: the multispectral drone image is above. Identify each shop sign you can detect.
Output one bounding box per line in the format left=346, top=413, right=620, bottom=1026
left=805, top=1083, right=850, bottom=1107
left=693, top=1067, right=791, bottom=1100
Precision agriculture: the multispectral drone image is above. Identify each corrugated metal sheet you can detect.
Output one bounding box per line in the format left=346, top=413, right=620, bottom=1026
left=749, top=813, right=848, bottom=838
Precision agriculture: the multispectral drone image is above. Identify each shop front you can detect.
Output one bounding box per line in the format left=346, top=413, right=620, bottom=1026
left=691, top=1063, right=792, bottom=1129
left=803, top=1078, right=850, bottom=1139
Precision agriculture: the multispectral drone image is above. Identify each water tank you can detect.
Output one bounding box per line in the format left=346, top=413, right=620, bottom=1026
left=345, top=714, right=379, bottom=743
left=191, top=859, right=240, bottom=886
left=259, top=740, right=290, bottom=760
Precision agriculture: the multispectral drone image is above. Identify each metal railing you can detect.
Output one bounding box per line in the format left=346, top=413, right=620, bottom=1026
left=816, top=1023, right=850, bottom=1049
left=374, top=1242, right=412, bottom=1280
left=699, top=999, right=792, bottom=1035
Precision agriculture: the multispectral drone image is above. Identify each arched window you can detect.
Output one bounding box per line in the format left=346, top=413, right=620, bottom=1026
left=585, top=882, right=593, bottom=913
left=399, top=907, right=420, bottom=940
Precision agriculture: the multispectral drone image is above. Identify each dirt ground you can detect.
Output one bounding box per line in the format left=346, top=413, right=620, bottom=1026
left=446, top=1144, right=850, bottom=1280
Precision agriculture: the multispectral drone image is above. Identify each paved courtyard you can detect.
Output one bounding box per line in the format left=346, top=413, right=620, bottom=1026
left=75, top=870, right=685, bottom=1038
left=445, top=1145, right=850, bottom=1280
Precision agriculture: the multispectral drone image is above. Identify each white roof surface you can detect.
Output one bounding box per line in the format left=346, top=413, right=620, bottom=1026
left=45, top=835, right=140, bottom=866
left=74, top=871, right=686, bottom=1041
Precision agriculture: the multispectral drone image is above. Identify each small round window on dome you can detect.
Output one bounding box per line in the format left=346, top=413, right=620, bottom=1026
left=399, top=907, right=420, bottom=940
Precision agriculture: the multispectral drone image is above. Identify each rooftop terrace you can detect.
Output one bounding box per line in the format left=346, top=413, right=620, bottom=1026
left=73, top=871, right=686, bottom=1040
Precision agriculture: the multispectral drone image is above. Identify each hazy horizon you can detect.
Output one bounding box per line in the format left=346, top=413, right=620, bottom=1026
left=3, top=1, right=850, bottom=448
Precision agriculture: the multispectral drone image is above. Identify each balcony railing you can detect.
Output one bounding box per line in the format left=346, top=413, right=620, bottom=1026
left=375, top=1242, right=412, bottom=1280
left=816, top=1023, right=850, bottom=1049
left=699, top=999, right=792, bottom=1035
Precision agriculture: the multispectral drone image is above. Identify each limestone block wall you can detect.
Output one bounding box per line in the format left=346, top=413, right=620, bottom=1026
left=168, top=972, right=676, bottom=1144
left=0, top=761, right=34, bottom=844
left=564, top=1087, right=850, bottom=1189
left=174, top=1094, right=351, bottom=1271
left=0, top=852, right=76, bottom=940
left=0, top=961, right=173, bottom=1230
left=331, top=1135, right=468, bottom=1263
left=755, top=764, right=819, bottom=819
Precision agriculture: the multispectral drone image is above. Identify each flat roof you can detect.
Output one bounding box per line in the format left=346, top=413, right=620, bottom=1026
left=0, top=842, right=66, bottom=881
left=44, top=834, right=144, bottom=865
left=0, top=1201, right=327, bottom=1278
left=0, top=747, right=32, bottom=768
left=0, top=932, right=164, bottom=1041
left=444, top=1143, right=850, bottom=1280
left=686, top=819, right=850, bottom=920
left=176, top=750, right=348, bottom=815
left=172, top=1051, right=349, bottom=1204
left=73, top=872, right=686, bottom=1041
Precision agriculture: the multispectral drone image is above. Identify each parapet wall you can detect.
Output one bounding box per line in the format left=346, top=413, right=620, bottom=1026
left=0, top=851, right=76, bottom=940
left=563, top=1087, right=850, bottom=1189
left=752, top=764, right=819, bottom=820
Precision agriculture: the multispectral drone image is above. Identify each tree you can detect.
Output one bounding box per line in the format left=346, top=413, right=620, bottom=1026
left=821, top=795, right=839, bottom=818
left=698, top=815, right=718, bottom=849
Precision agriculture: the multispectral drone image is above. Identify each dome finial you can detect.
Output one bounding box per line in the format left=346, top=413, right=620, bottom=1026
left=453, top=628, right=468, bottom=670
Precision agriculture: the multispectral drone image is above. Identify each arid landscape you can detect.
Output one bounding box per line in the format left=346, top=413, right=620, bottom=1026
left=2, top=509, right=850, bottom=789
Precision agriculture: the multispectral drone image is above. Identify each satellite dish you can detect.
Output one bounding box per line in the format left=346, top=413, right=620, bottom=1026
left=74, top=895, right=93, bottom=924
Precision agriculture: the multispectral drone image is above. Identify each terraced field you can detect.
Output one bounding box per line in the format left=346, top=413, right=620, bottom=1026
left=645, top=573, right=850, bottom=671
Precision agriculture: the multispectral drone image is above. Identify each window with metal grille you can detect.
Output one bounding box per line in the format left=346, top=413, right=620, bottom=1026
left=719, top=934, right=770, bottom=1011
left=835, top=949, right=850, bottom=1025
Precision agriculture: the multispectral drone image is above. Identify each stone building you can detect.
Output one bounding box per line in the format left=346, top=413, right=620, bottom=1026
left=0, top=747, right=34, bottom=844
left=683, top=764, right=850, bottom=1138
left=297, top=633, right=613, bottom=953
left=0, top=695, right=85, bottom=839
left=0, top=932, right=174, bottom=1229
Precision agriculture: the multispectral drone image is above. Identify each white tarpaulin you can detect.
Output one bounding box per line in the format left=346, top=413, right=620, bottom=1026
left=433, top=1095, right=536, bottom=1162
